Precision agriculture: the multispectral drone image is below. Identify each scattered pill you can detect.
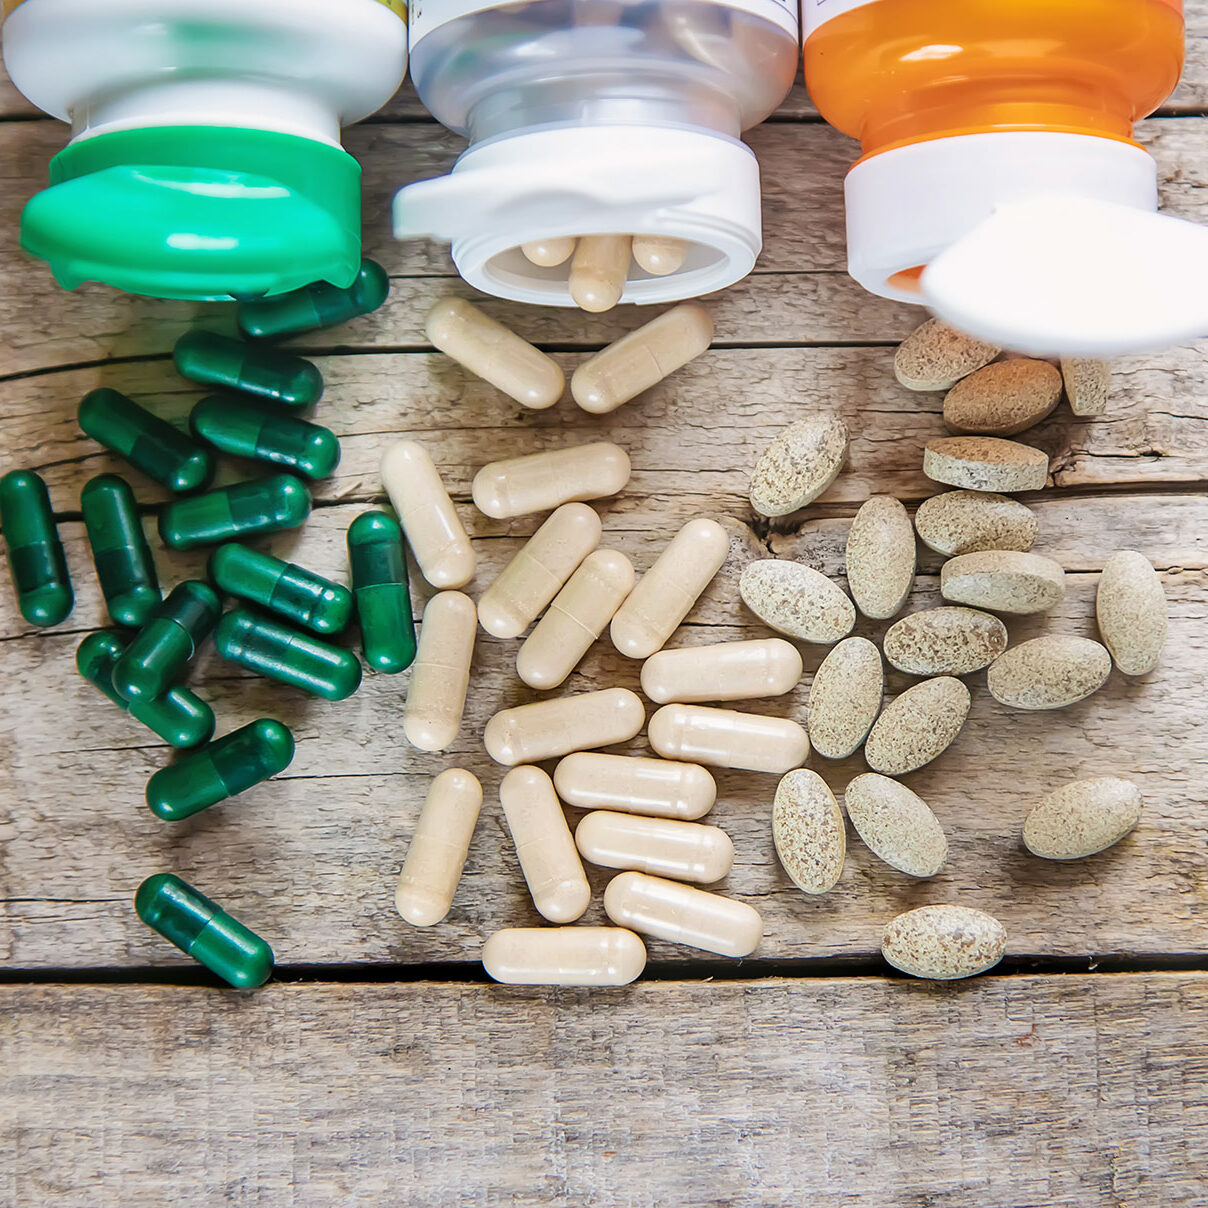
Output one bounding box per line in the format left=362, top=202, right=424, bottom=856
left=772, top=769, right=845, bottom=895
left=845, top=495, right=916, bottom=620
left=189, top=395, right=340, bottom=480
left=576, top=811, right=733, bottom=884
left=648, top=704, right=808, bottom=773
left=806, top=636, right=883, bottom=760
left=1023, top=776, right=1142, bottom=860
left=500, top=765, right=591, bottom=924
left=158, top=473, right=311, bottom=550
left=347, top=510, right=416, bottom=673
left=914, top=490, right=1037, bottom=556
left=112, top=580, right=221, bottom=703
left=174, top=330, right=323, bottom=408
left=426, top=297, right=564, bottom=410
left=1096, top=550, right=1167, bottom=676
left=80, top=474, right=160, bottom=628
left=569, top=234, right=632, bottom=312
left=380, top=439, right=476, bottom=589
left=472, top=441, right=631, bottom=520
left=571, top=303, right=713, bottom=414
left=894, top=319, right=1000, bottom=392
left=0, top=469, right=73, bottom=627
left=940, top=550, right=1066, bottom=614
left=844, top=773, right=947, bottom=878
left=135, top=874, right=274, bottom=989
left=864, top=677, right=971, bottom=776
left=403, top=591, right=477, bottom=752
left=209, top=544, right=351, bottom=637
left=943, top=359, right=1063, bottom=436
left=520, top=237, right=577, bottom=268
left=553, top=753, right=716, bottom=820
left=1061, top=358, right=1110, bottom=417
left=749, top=413, right=848, bottom=517
left=631, top=234, right=687, bottom=276
left=882, top=607, right=1007, bottom=676
left=610, top=518, right=728, bottom=658
left=482, top=926, right=646, bottom=987
left=881, top=905, right=1006, bottom=981
left=738, top=559, right=855, bottom=644
left=484, top=688, right=645, bottom=766
left=237, top=259, right=390, bottom=340
left=395, top=768, right=483, bottom=926
left=987, top=636, right=1112, bottom=711
left=640, top=637, right=802, bottom=704
left=923, top=436, right=1049, bottom=493
left=145, top=717, right=294, bottom=822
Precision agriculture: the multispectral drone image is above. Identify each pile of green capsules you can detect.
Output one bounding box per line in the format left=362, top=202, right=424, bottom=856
left=0, top=261, right=398, bottom=990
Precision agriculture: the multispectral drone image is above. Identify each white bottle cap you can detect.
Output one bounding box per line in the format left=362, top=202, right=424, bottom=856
left=393, top=125, right=762, bottom=306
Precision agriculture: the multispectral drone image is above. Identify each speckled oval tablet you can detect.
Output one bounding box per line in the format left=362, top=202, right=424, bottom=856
left=914, top=490, right=1037, bottom=557
left=923, top=437, right=1049, bottom=493
left=738, top=560, right=855, bottom=644
left=1023, top=776, right=1141, bottom=860
left=1061, top=358, right=1110, bottom=418
left=772, top=769, right=845, bottom=895
left=881, top=905, right=1006, bottom=980
left=1096, top=550, right=1167, bottom=676
left=845, top=496, right=916, bottom=621
left=807, top=637, right=883, bottom=760
left=883, top=607, right=1007, bottom=676
left=940, top=550, right=1065, bottom=615
left=943, top=360, right=1062, bottom=436
left=844, top=774, right=947, bottom=878
left=894, top=319, right=1000, bottom=392
left=749, top=414, right=848, bottom=517
left=864, top=676, right=971, bottom=775
left=987, top=636, right=1112, bottom=710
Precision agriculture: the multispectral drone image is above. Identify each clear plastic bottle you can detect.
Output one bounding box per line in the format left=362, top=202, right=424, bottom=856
left=1, top=0, right=408, bottom=301
left=396, top=0, right=799, bottom=306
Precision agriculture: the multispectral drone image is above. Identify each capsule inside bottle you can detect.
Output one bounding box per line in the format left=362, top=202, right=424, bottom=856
left=569, top=234, right=632, bottom=313
left=632, top=235, right=687, bottom=277
left=482, top=926, right=646, bottom=986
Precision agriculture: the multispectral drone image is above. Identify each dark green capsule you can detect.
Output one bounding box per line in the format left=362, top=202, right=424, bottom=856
left=78, top=388, right=214, bottom=494
left=348, top=510, right=416, bottom=674
left=174, top=330, right=323, bottom=408
left=77, top=631, right=215, bottom=748
left=189, top=394, right=340, bottom=480
left=209, top=543, right=352, bottom=636
left=158, top=473, right=311, bottom=551
left=238, top=259, right=390, bottom=341
left=0, top=469, right=73, bottom=627
left=135, top=874, right=274, bottom=989
left=215, top=608, right=362, bottom=701
left=80, top=474, right=160, bottom=628
left=146, top=717, right=295, bottom=822
left=112, top=580, right=222, bottom=703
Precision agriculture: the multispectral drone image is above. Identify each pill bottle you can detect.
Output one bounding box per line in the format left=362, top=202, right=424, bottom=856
left=395, top=0, right=799, bottom=306
left=804, top=0, right=1200, bottom=355
left=0, top=0, right=408, bottom=300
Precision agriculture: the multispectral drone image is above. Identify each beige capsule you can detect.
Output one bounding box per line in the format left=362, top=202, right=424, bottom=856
left=571, top=303, right=713, bottom=414
left=603, top=871, right=762, bottom=958
left=499, top=765, right=591, bottom=924
left=381, top=439, right=476, bottom=589
left=1061, top=357, right=1110, bottom=417
left=640, top=637, right=803, bottom=704
left=631, top=234, right=687, bottom=276
left=844, top=773, right=947, bottom=878
left=1096, top=550, right=1168, bottom=675
left=403, top=591, right=477, bottom=753
left=553, top=752, right=717, bottom=820
left=477, top=503, right=602, bottom=639
left=846, top=496, right=916, bottom=620
left=472, top=441, right=631, bottom=520
left=987, top=636, right=1112, bottom=711
left=569, top=234, right=632, bottom=312
left=914, top=490, right=1037, bottom=556
left=894, top=318, right=1000, bottom=391
left=881, top=905, right=1007, bottom=980
left=923, top=436, right=1049, bottom=493
left=395, top=769, right=483, bottom=927
left=485, top=687, right=646, bottom=766
left=942, top=359, right=1063, bottom=436
left=1023, top=776, right=1142, bottom=860
left=772, top=769, right=845, bottom=895
left=520, top=237, right=577, bottom=268
left=807, top=636, right=883, bottom=760
left=941, top=550, right=1066, bottom=615
left=610, top=518, right=730, bottom=659
left=517, top=549, right=635, bottom=690
left=864, top=676, right=971, bottom=776
left=482, top=926, right=646, bottom=987
left=738, top=559, right=855, bottom=644
left=425, top=297, right=564, bottom=410
left=575, top=811, right=734, bottom=884
left=883, top=606, right=1008, bottom=676
left=749, top=413, right=848, bottom=517
left=648, top=704, right=809, bottom=773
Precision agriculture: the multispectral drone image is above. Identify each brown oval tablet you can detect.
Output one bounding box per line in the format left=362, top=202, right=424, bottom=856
left=749, top=414, right=848, bottom=517
left=940, top=550, right=1065, bottom=615
left=1061, top=358, right=1110, bottom=417
left=943, top=359, right=1062, bottom=436
left=739, top=560, right=855, bottom=644
left=846, top=496, right=916, bottom=620
left=987, top=636, right=1112, bottom=710
left=1096, top=550, right=1168, bottom=676
left=923, top=436, right=1049, bottom=493
left=807, top=636, right=883, bottom=760
left=772, top=769, right=845, bottom=895
left=914, top=490, right=1037, bottom=556
left=883, top=606, right=1007, bottom=676
left=894, top=319, right=1000, bottom=392
left=881, top=905, right=1006, bottom=980
left=864, top=676, right=971, bottom=775
left=845, top=773, right=947, bottom=878
left=1023, top=776, right=1142, bottom=860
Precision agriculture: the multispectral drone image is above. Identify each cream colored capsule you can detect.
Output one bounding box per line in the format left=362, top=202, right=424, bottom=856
left=517, top=549, right=635, bottom=689
left=521, top=237, right=577, bottom=268
left=553, top=753, right=717, bottom=820
left=569, top=234, right=632, bottom=312
left=500, top=766, right=591, bottom=924
left=632, top=234, right=687, bottom=276
left=381, top=439, right=476, bottom=589
left=640, top=638, right=802, bottom=704
left=395, top=769, right=483, bottom=927
left=570, top=303, right=713, bottom=414
left=603, top=871, right=762, bottom=958
left=482, top=926, right=647, bottom=986
left=485, top=688, right=646, bottom=766
left=610, top=518, right=729, bottom=658
left=472, top=441, right=631, bottom=520
left=477, top=503, right=602, bottom=639
left=648, top=704, right=808, bottom=773
left=425, top=297, right=564, bottom=410
left=403, top=592, right=476, bottom=753
left=575, top=811, right=734, bottom=884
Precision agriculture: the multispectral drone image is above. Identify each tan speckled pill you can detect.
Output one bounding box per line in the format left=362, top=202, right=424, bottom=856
left=923, top=436, right=1049, bottom=493
left=569, top=234, right=632, bottom=313
left=482, top=926, right=646, bottom=986
left=610, top=518, right=729, bottom=658
left=738, top=560, right=855, bottom=644
left=864, top=676, right=971, bottom=775
left=844, top=773, right=946, bottom=879
left=485, top=688, right=645, bottom=766
left=1096, top=550, right=1167, bottom=675
left=521, top=237, right=577, bottom=268
left=575, top=811, right=734, bottom=884
left=914, top=490, right=1037, bottom=556
left=395, top=769, right=483, bottom=927
left=941, top=550, right=1066, bottom=615
left=631, top=234, right=686, bottom=276
left=771, top=769, right=844, bottom=895
left=987, top=636, right=1112, bottom=711
left=553, top=753, right=717, bottom=820
left=881, top=905, right=1006, bottom=980
left=749, top=413, right=848, bottom=517
left=472, top=441, right=631, bottom=519
left=500, top=765, right=591, bottom=924
left=381, top=439, right=476, bottom=589
left=1061, top=358, right=1110, bottom=417
left=603, top=871, right=762, bottom=957
left=942, top=359, right=1062, bottom=436
left=1023, top=777, right=1141, bottom=860
left=648, top=704, right=809, bottom=773
left=883, top=607, right=1007, bottom=676
left=894, top=319, right=1000, bottom=391
left=477, top=503, right=602, bottom=639
left=640, top=637, right=802, bottom=704
left=845, top=496, right=916, bottom=620
left=517, top=549, right=634, bottom=690
left=403, top=591, right=477, bottom=753
left=807, top=636, right=883, bottom=760
left=426, top=297, right=564, bottom=410
left=571, top=303, right=713, bottom=414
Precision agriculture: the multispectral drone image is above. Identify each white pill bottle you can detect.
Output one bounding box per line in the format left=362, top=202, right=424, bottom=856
left=0, top=0, right=408, bottom=301
left=395, top=0, right=799, bottom=306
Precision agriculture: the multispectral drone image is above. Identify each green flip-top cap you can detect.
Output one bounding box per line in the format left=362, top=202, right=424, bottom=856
left=21, top=126, right=363, bottom=302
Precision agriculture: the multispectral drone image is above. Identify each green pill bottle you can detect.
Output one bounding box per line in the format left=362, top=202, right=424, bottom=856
left=348, top=510, right=416, bottom=673
left=238, top=258, right=390, bottom=340
left=80, top=473, right=160, bottom=628
left=158, top=474, right=311, bottom=551
left=0, top=468, right=73, bottom=627
left=112, top=580, right=221, bottom=703
left=189, top=394, right=340, bottom=480
left=175, top=331, right=323, bottom=408
left=209, top=543, right=352, bottom=636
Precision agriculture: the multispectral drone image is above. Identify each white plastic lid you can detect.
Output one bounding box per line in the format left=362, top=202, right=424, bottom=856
left=393, top=125, right=762, bottom=306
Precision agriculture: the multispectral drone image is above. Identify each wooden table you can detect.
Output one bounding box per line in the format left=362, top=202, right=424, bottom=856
left=3, top=25, right=1208, bottom=1204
